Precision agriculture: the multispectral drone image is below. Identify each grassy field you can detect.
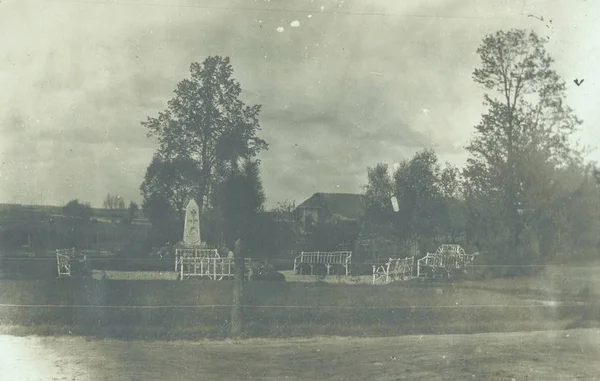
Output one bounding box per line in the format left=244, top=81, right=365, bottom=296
left=0, top=268, right=598, bottom=340
left=1, top=262, right=599, bottom=379
left=0, top=203, right=147, bottom=222
left=1, top=329, right=599, bottom=380
left=0, top=203, right=151, bottom=258
left=462, top=264, right=600, bottom=299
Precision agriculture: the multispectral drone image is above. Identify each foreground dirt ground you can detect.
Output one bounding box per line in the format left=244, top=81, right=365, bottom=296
left=0, top=329, right=598, bottom=380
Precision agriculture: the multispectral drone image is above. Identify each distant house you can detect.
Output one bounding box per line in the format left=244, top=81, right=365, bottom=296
left=294, top=192, right=366, bottom=229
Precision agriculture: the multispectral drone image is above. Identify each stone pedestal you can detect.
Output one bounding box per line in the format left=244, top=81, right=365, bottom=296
left=183, top=199, right=201, bottom=246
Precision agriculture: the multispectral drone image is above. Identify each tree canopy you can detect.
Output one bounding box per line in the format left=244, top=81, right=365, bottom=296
left=142, top=56, right=268, bottom=214
left=62, top=199, right=93, bottom=222
left=464, top=29, right=588, bottom=266
left=212, top=158, right=266, bottom=249
left=140, top=155, right=201, bottom=220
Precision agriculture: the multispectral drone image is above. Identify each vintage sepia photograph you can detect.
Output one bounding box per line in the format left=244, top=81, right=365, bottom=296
left=1, top=0, right=599, bottom=379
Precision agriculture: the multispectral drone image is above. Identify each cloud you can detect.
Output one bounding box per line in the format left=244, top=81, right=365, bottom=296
left=0, top=0, right=598, bottom=207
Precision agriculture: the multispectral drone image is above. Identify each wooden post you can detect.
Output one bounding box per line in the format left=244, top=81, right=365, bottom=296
left=231, top=238, right=244, bottom=338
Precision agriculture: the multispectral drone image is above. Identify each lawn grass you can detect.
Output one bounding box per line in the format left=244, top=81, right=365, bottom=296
left=0, top=277, right=597, bottom=340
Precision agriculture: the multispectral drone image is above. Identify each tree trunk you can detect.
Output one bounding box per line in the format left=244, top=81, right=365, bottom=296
left=231, top=238, right=244, bottom=338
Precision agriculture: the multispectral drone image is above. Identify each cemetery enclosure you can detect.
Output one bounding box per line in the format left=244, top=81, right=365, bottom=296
left=416, top=244, right=477, bottom=279
left=56, top=248, right=89, bottom=277
left=175, top=248, right=252, bottom=280
left=372, top=256, right=415, bottom=285
left=293, top=251, right=353, bottom=276
left=48, top=244, right=476, bottom=283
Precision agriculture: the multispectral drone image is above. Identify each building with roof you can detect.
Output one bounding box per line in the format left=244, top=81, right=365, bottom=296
left=294, top=192, right=366, bottom=230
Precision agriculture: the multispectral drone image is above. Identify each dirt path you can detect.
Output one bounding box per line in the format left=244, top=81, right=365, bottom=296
left=0, top=336, right=91, bottom=380
left=1, top=330, right=599, bottom=380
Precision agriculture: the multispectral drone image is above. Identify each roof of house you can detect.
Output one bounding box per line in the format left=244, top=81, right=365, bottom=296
left=295, top=192, right=366, bottom=221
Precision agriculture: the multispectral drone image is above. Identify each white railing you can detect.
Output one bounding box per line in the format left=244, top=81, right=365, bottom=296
left=435, top=244, right=465, bottom=255
left=175, top=248, right=219, bottom=272
left=179, top=256, right=232, bottom=281
left=56, top=248, right=75, bottom=277
left=56, top=248, right=87, bottom=278
left=293, top=251, right=352, bottom=276
left=372, top=256, right=414, bottom=284
left=417, top=245, right=475, bottom=278
left=179, top=254, right=252, bottom=281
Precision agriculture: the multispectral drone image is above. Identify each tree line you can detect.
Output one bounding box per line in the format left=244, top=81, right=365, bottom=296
left=7, top=28, right=594, bottom=273
left=138, top=29, right=600, bottom=271
left=360, top=30, right=600, bottom=273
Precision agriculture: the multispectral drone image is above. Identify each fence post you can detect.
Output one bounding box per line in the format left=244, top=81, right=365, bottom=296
left=231, top=238, right=244, bottom=339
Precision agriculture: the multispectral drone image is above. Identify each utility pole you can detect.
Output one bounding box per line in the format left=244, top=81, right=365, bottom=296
left=231, top=238, right=245, bottom=338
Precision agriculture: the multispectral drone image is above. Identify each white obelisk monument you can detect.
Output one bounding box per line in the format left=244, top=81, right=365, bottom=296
left=183, top=199, right=202, bottom=246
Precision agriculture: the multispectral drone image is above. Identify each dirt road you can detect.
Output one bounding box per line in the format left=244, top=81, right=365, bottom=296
left=0, top=335, right=91, bottom=380
left=1, top=329, right=599, bottom=380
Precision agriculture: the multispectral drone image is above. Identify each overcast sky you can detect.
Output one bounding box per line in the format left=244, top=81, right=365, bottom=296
left=0, top=0, right=598, bottom=208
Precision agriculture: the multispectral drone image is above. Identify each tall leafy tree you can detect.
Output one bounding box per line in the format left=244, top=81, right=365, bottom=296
left=537, top=162, right=600, bottom=261
left=212, top=159, right=266, bottom=251
left=464, top=29, right=582, bottom=264
left=363, top=163, right=394, bottom=226
left=438, top=163, right=466, bottom=243
left=142, top=193, right=180, bottom=246
left=140, top=155, right=201, bottom=221
left=142, top=56, right=267, bottom=214
left=439, top=163, right=462, bottom=200
left=267, top=201, right=300, bottom=258
left=394, top=149, right=445, bottom=251
left=359, top=153, right=464, bottom=259
left=358, top=163, right=397, bottom=261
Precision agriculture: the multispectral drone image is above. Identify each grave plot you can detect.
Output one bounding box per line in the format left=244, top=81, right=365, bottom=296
left=56, top=248, right=89, bottom=278
left=372, top=256, right=415, bottom=285
left=293, top=251, right=352, bottom=276
left=416, top=244, right=476, bottom=279
left=174, top=248, right=219, bottom=272
left=176, top=248, right=252, bottom=281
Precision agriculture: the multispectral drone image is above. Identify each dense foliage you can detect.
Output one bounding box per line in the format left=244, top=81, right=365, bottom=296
left=5, top=30, right=598, bottom=272
left=140, top=56, right=269, bottom=250
left=361, top=29, right=599, bottom=269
